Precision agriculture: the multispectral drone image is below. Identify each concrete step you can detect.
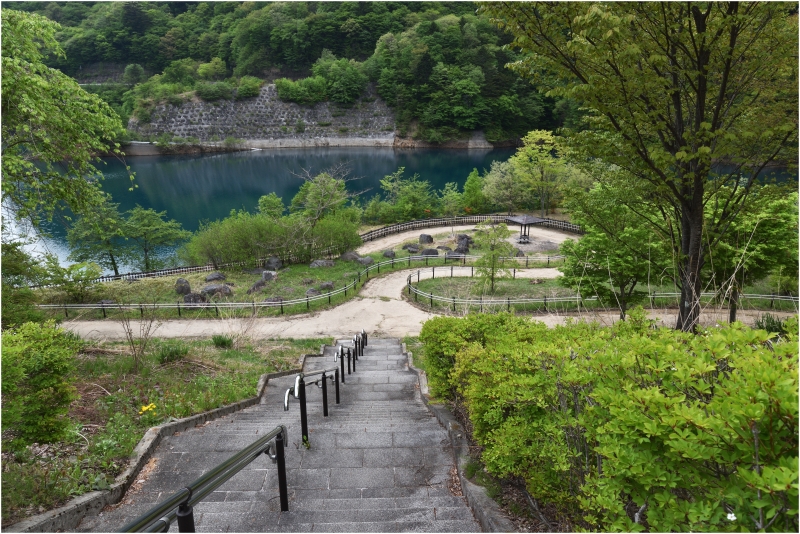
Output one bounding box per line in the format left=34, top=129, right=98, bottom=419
left=77, top=338, right=480, bottom=533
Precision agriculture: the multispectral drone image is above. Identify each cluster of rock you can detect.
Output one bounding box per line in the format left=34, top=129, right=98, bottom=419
left=175, top=271, right=236, bottom=304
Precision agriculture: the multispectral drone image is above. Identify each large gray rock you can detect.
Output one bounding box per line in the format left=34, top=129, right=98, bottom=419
left=183, top=293, right=207, bottom=304
left=457, top=234, right=474, bottom=245
left=264, top=296, right=284, bottom=303
left=419, top=234, right=434, bottom=244
left=455, top=243, right=470, bottom=254
left=320, top=281, right=335, bottom=290
left=339, top=251, right=361, bottom=261
left=514, top=248, right=525, bottom=257
left=310, top=259, right=335, bottom=268
left=421, top=248, right=439, bottom=256
left=175, top=278, right=191, bottom=295
left=201, top=284, right=233, bottom=297
left=205, top=271, right=226, bottom=282
left=305, top=288, right=321, bottom=297
left=357, top=256, right=374, bottom=266
left=264, top=256, right=283, bottom=271
left=261, top=270, right=277, bottom=282
left=403, top=244, right=420, bottom=253
left=247, top=280, right=266, bottom=295
left=382, top=250, right=396, bottom=259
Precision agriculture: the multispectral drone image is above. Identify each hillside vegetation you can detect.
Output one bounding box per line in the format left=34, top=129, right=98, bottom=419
left=10, top=1, right=579, bottom=141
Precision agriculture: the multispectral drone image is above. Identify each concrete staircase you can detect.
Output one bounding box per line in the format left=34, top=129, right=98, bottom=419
left=78, top=338, right=480, bottom=532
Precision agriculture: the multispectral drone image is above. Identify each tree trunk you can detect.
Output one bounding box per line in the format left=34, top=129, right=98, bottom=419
left=729, top=286, right=739, bottom=323
left=675, top=191, right=705, bottom=332
left=109, top=253, right=120, bottom=277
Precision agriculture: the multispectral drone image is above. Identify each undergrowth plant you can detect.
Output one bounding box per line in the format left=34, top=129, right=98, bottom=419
left=420, top=310, right=799, bottom=531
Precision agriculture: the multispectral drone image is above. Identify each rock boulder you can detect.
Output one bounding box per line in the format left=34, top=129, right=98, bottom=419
left=265, top=256, right=283, bottom=271
left=419, top=234, right=434, bottom=244
left=339, top=251, right=361, bottom=261
left=306, top=288, right=321, bottom=297
left=382, top=250, right=396, bottom=259
left=421, top=248, right=439, bottom=256
left=310, top=259, right=335, bottom=268
left=184, top=293, right=207, bottom=304
left=262, top=270, right=277, bottom=282
left=201, top=284, right=233, bottom=297
left=247, top=280, right=266, bottom=295
left=320, top=281, right=335, bottom=290
left=205, top=271, right=226, bottom=282
left=175, top=278, right=191, bottom=295
left=357, top=256, right=375, bottom=266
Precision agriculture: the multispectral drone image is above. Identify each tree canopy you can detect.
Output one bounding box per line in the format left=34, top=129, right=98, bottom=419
left=483, top=2, right=798, bottom=330
left=1, top=8, right=127, bottom=227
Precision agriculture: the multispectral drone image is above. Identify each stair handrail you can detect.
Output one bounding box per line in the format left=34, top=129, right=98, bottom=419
left=118, top=425, right=289, bottom=532
left=284, top=367, right=341, bottom=445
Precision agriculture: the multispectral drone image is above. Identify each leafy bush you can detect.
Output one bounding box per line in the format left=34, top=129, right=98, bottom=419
left=212, top=335, right=233, bottom=349
left=43, top=258, right=101, bottom=303
left=236, top=75, right=263, bottom=99
left=1, top=321, right=80, bottom=449
left=275, top=76, right=327, bottom=106
left=195, top=81, right=233, bottom=101
left=421, top=310, right=799, bottom=531
left=157, top=340, right=189, bottom=364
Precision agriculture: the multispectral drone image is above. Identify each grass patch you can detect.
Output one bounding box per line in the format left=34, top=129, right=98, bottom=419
left=1, top=335, right=331, bottom=527
left=211, top=334, right=233, bottom=349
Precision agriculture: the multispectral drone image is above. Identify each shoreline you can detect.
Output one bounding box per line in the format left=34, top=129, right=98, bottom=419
left=118, top=131, right=518, bottom=157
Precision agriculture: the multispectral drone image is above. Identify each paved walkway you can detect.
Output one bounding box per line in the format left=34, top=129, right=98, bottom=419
left=78, top=339, right=480, bottom=533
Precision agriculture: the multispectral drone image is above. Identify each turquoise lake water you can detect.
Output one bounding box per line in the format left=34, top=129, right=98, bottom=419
left=32, top=147, right=515, bottom=273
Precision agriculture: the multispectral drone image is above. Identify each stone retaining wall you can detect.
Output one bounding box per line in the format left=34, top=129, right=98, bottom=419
left=130, top=83, right=397, bottom=144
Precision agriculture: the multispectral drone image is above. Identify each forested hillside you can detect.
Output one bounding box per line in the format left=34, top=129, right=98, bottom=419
left=8, top=1, right=580, bottom=142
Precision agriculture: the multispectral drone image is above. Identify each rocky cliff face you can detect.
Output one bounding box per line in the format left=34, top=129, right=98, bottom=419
left=129, top=84, right=398, bottom=147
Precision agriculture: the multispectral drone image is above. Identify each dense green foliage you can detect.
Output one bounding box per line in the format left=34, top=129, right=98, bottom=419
left=8, top=2, right=580, bottom=141
left=181, top=172, right=362, bottom=268
left=367, top=12, right=557, bottom=142
left=1, top=8, right=125, bottom=226
left=1, top=322, right=80, bottom=450
left=484, top=2, right=798, bottom=331
left=420, top=311, right=799, bottom=531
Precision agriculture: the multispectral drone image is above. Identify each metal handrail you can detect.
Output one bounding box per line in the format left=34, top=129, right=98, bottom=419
left=119, top=425, right=289, bottom=532
left=284, top=367, right=341, bottom=445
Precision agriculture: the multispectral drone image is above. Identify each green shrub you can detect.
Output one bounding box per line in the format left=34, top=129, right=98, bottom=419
left=195, top=81, right=233, bottom=101
left=754, top=312, right=788, bottom=335
left=212, top=335, right=233, bottom=349
left=157, top=340, right=189, bottom=364
left=295, top=119, right=305, bottom=133
left=1, top=321, right=80, bottom=449
left=421, top=309, right=799, bottom=531
left=275, top=76, right=327, bottom=106
left=236, top=76, right=263, bottom=99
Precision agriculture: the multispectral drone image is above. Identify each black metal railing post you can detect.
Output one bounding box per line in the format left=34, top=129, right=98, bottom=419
left=276, top=430, right=288, bottom=512
left=335, top=368, right=340, bottom=404
left=347, top=347, right=351, bottom=375
left=362, top=329, right=367, bottom=346
left=299, top=376, right=308, bottom=444
left=340, top=346, right=345, bottom=383
left=176, top=498, right=195, bottom=532
left=321, top=372, right=328, bottom=417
